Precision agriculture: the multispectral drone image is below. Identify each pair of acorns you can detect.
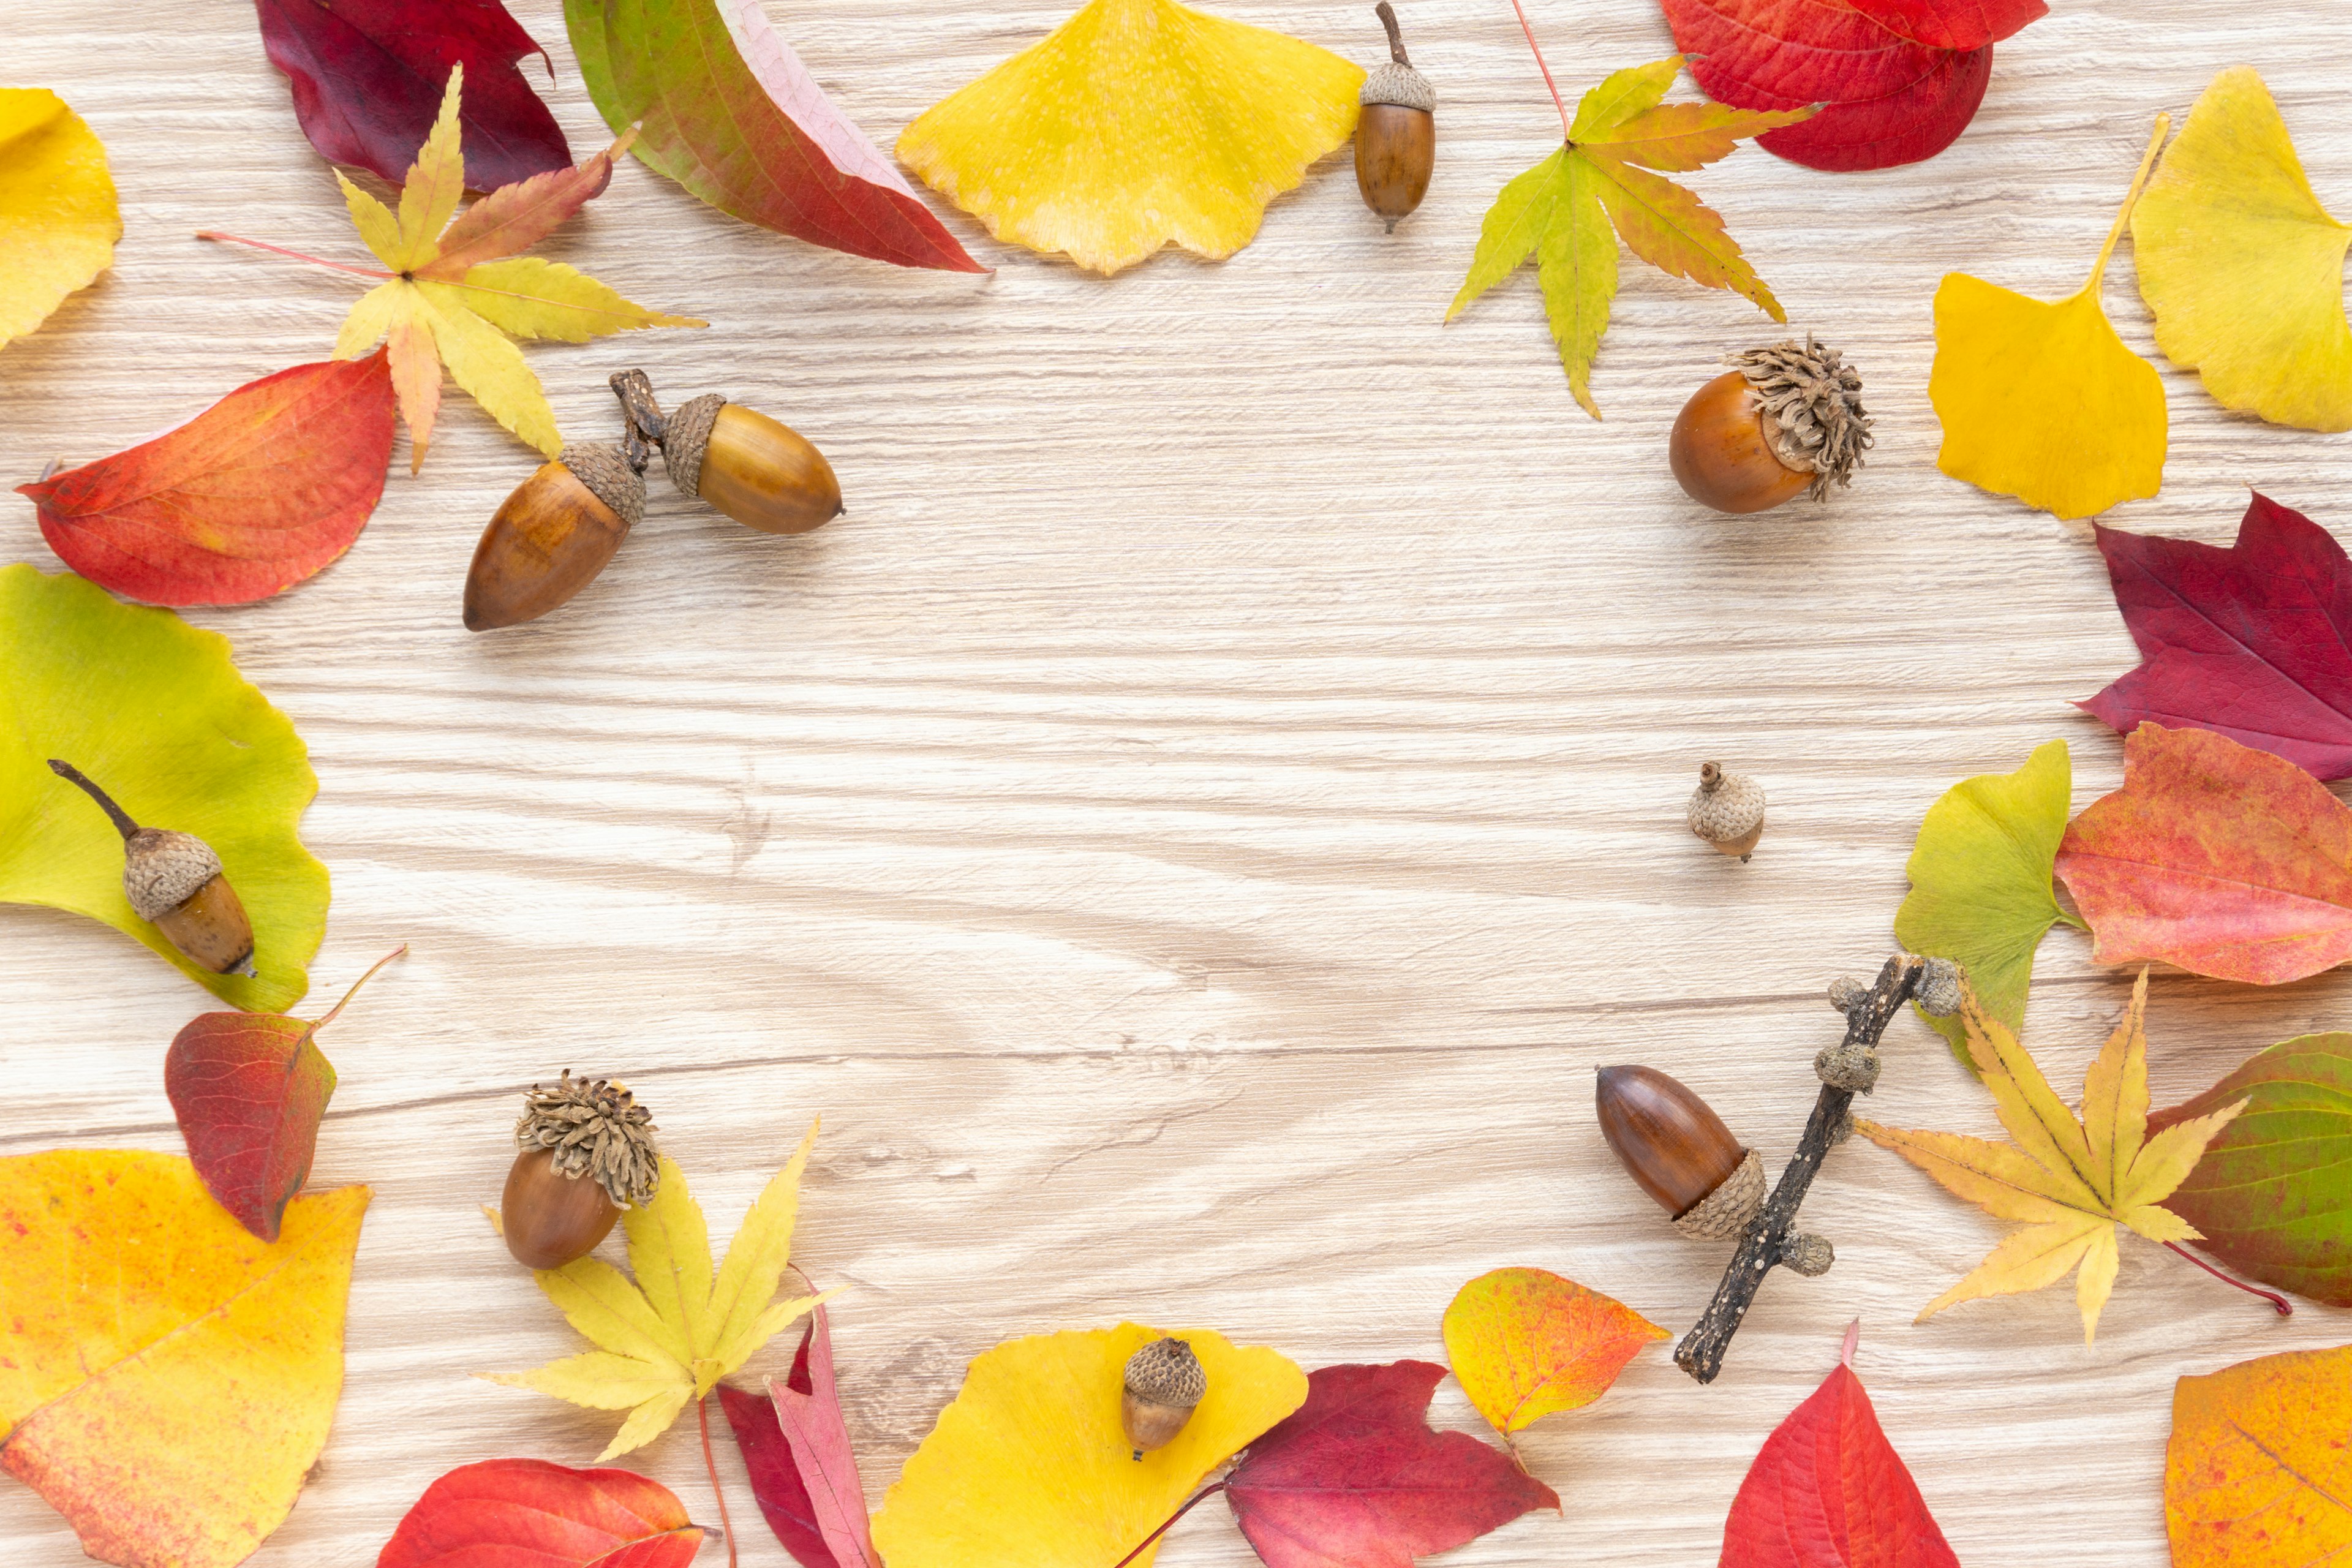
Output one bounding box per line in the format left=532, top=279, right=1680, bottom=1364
left=464, top=371, right=842, bottom=631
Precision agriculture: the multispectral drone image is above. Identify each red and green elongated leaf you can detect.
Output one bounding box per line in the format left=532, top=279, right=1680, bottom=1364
left=2056, top=722, right=2352, bottom=984
left=1586, top=151, right=1783, bottom=316
left=566, top=0, right=982, bottom=271
left=1225, top=1361, right=1557, bottom=1568
left=377, top=1458, right=704, bottom=1568
left=253, top=0, right=570, bottom=190
left=20, top=353, right=395, bottom=606
left=426, top=131, right=630, bottom=274
left=2079, top=494, right=2352, bottom=780
left=2152, top=1036, right=2352, bottom=1308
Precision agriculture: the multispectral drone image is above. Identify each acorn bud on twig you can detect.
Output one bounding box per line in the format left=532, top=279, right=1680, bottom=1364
left=1688, top=762, right=1766, bottom=861
left=47, top=760, right=255, bottom=976
left=1121, top=1336, right=1206, bottom=1460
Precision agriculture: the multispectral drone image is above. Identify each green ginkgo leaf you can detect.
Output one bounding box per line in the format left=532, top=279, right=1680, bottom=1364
left=0, top=565, right=327, bottom=1008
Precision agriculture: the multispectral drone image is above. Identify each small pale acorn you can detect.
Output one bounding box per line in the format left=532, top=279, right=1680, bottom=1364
left=1594, top=1065, right=1764, bottom=1239
left=612, top=370, right=842, bottom=536
left=1120, top=1336, right=1206, bottom=1460
left=502, top=1071, right=662, bottom=1271
left=464, top=443, right=646, bottom=631
left=48, top=760, right=255, bottom=976
left=1688, top=762, right=1766, bottom=861
left=1355, top=2, right=1434, bottom=231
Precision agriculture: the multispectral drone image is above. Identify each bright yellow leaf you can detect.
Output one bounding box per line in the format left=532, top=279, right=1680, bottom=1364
left=447, top=257, right=706, bottom=342
left=0, top=1151, right=368, bottom=1568
left=871, top=1322, right=1306, bottom=1568
left=1929, top=116, right=2171, bottom=519
left=2132, top=66, right=2352, bottom=432
left=1858, top=971, right=2244, bottom=1344
left=0, top=89, right=119, bottom=351
left=896, top=0, right=1362, bottom=276
left=486, top=1126, right=827, bottom=1461
left=413, top=281, right=562, bottom=459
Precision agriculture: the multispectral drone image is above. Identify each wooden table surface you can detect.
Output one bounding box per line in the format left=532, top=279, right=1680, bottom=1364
left=6, top=0, right=2351, bottom=1562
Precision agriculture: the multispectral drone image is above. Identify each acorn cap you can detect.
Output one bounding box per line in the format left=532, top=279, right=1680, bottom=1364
left=1688, top=763, right=1765, bottom=852
left=516, top=1070, right=662, bottom=1208
left=1725, top=337, right=1872, bottom=499
left=1670, top=1147, right=1765, bottom=1240
left=123, top=827, right=223, bottom=921
left=1123, top=1336, right=1206, bottom=1409
left=559, top=443, right=646, bottom=531
left=660, top=394, right=727, bottom=500
left=1362, top=62, right=1434, bottom=111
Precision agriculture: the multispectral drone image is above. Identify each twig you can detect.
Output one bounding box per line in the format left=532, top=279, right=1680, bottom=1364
left=2164, top=1242, right=2293, bottom=1317
left=1111, top=1482, right=1229, bottom=1568
left=697, top=1393, right=739, bottom=1568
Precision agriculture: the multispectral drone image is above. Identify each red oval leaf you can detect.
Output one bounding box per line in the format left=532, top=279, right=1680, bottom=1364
left=21, top=353, right=396, bottom=607
left=377, top=1458, right=703, bottom=1568
left=166, top=1012, right=336, bottom=1244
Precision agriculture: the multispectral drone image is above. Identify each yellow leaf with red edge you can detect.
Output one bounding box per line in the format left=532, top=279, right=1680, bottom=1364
left=0, top=1150, right=369, bottom=1568
left=1929, top=117, right=2170, bottom=519
left=896, top=0, right=1362, bottom=276
left=870, top=1323, right=1306, bottom=1568
left=0, top=89, right=119, bottom=351
left=1858, top=971, right=2243, bottom=1344
left=1442, top=1267, right=1665, bottom=1436
left=2165, top=1343, right=2352, bottom=1566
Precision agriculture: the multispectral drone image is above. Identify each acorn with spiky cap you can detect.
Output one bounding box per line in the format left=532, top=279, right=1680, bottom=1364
left=47, top=759, right=256, bottom=976
left=1670, top=337, right=1872, bottom=514
left=1121, top=1336, right=1207, bottom=1459
left=501, top=1071, right=663, bottom=1269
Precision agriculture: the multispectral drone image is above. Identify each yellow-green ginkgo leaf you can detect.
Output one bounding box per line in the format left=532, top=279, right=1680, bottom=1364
left=2132, top=67, right=2352, bottom=433
left=870, top=1323, right=1307, bottom=1568
left=0, top=565, right=327, bottom=1010
left=1931, top=116, right=2171, bottom=520
left=0, top=89, right=119, bottom=351
left=895, top=0, right=1363, bottom=276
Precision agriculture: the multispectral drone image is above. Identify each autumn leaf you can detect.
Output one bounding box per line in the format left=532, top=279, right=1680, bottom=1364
left=722, top=1354, right=840, bottom=1568
left=0, top=565, right=328, bottom=1010
left=1441, top=1267, right=1664, bottom=1438
left=2132, top=67, right=2352, bottom=433
left=720, top=1303, right=875, bottom=1568
left=377, top=1458, right=704, bottom=1568
left=897, top=0, right=1362, bottom=276
left=2165, top=1344, right=2352, bottom=1567
left=0, top=89, right=119, bottom=351
left=487, top=1125, right=826, bottom=1460
left=568, top=0, right=980, bottom=271
left=1929, top=116, right=2169, bottom=519
left=2152, top=1036, right=2352, bottom=1309
left=1447, top=56, right=1809, bottom=418
left=1719, top=1325, right=1959, bottom=1568
left=1858, top=972, right=2244, bottom=1343
left=254, top=0, right=571, bottom=191
left=0, top=1151, right=369, bottom=1568
left=1224, top=1360, right=1559, bottom=1568
left=869, top=1323, right=1305, bottom=1568
left=2056, top=722, right=2352, bottom=985
left=1659, top=0, right=2044, bottom=172
left=1892, top=739, right=2082, bottom=1065
left=21, top=352, right=397, bottom=606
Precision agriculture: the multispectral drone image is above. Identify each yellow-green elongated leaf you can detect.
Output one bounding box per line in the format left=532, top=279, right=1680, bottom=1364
left=706, top=1121, right=818, bottom=1359
left=530, top=1252, right=691, bottom=1367
left=1581, top=103, right=1817, bottom=172
left=1569, top=58, right=1679, bottom=142
left=1586, top=151, right=1782, bottom=319
left=1536, top=157, right=1619, bottom=420
left=623, top=1156, right=717, bottom=1370
left=488, top=1350, right=681, bottom=1409
left=412, top=281, right=562, bottom=457
left=334, top=172, right=404, bottom=272
left=602, top=1385, right=695, bottom=1461
left=1447, top=148, right=1569, bottom=324
left=392, top=65, right=467, bottom=271
left=450, top=257, right=707, bottom=342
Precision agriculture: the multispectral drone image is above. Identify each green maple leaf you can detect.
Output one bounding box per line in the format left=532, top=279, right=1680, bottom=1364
left=1446, top=58, right=1810, bottom=417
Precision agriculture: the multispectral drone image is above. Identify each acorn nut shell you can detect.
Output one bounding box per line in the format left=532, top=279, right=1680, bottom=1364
left=1689, top=761, right=1765, bottom=861
left=1121, top=1336, right=1206, bottom=1458
left=501, top=1145, right=621, bottom=1270
left=464, top=445, right=644, bottom=631
left=665, top=396, right=842, bottom=535
left=1595, top=1065, right=1763, bottom=1238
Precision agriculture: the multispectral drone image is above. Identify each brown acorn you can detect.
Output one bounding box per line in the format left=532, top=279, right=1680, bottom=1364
left=1120, top=1336, right=1206, bottom=1460
left=612, top=370, right=842, bottom=535
left=1594, top=1065, right=1763, bottom=1240
left=1687, top=762, right=1765, bottom=861
left=501, top=1071, right=662, bottom=1270
left=1670, top=337, right=1871, bottom=515
left=47, top=760, right=255, bottom=976
left=1355, top=3, right=1434, bottom=231
left=464, top=443, right=646, bottom=631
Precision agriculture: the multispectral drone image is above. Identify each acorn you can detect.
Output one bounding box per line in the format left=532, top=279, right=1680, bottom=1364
left=1355, top=2, right=1434, bottom=231
left=463, top=442, right=646, bottom=631
left=1688, top=761, right=1765, bottom=862
left=1120, top=1336, right=1206, bottom=1460
left=47, top=760, right=255, bottom=976
left=501, top=1070, right=662, bottom=1270
left=1594, top=1065, right=1764, bottom=1241
left=1670, top=337, right=1871, bottom=514
left=612, top=370, right=841, bottom=535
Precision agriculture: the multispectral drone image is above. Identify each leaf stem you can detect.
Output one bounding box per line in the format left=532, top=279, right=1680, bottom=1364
left=698, top=1393, right=740, bottom=1568
left=309, top=945, right=409, bottom=1035
left=46, top=760, right=140, bottom=839
left=1111, top=1482, right=1229, bottom=1568
left=2086, top=113, right=2171, bottom=293
left=1504, top=0, right=1573, bottom=143
left=195, top=231, right=391, bottom=280
left=2165, top=1241, right=2293, bottom=1317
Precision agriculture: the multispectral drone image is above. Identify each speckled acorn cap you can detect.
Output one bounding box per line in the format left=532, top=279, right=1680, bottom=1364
left=1362, top=61, right=1434, bottom=111
left=122, top=827, right=221, bottom=920
left=1689, top=762, right=1766, bottom=860
left=1123, top=1336, right=1206, bottom=1408
left=559, top=443, right=645, bottom=531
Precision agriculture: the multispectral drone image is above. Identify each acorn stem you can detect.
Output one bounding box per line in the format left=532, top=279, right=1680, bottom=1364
left=2163, top=1241, right=2293, bottom=1316
left=610, top=368, right=668, bottom=446
left=1375, top=1, right=1411, bottom=66
left=1111, top=1483, right=1229, bottom=1568
left=47, top=759, right=140, bottom=839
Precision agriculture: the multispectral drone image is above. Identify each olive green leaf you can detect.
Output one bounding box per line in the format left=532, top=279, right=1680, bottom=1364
left=0, top=566, right=328, bottom=1008
left=1893, top=738, right=2084, bottom=1067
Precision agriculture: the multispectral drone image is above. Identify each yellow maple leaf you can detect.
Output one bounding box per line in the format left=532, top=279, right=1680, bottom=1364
left=1858, top=971, right=2244, bottom=1345
left=1929, top=116, right=2171, bottom=520
left=0, top=89, right=119, bottom=352
left=484, top=1123, right=826, bottom=1460
left=896, top=0, right=1362, bottom=276
left=870, top=1322, right=1306, bottom=1568
left=0, top=1151, right=369, bottom=1568
left=2132, top=66, right=2352, bottom=433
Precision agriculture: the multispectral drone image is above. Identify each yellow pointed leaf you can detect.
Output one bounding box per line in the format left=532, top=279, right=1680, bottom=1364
left=871, top=1323, right=1306, bottom=1568
left=0, top=1151, right=368, bottom=1568
left=599, top=1385, right=695, bottom=1463
left=707, top=1121, right=818, bottom=1359
left=2075, top=1222, right=2121, bottom=1344
left=1855, top=1123, right=2089, bottom=1226
left=1585, top=151, right=1782, bottom=319
left=1917, top=1213, right=2105, bottom=1323
left=413, top=281, right=562, bottom=458
left=1568, top=59, right=1679, bottom=143
left=2081, top=970, right=2150, bottom=1204
left=386, top=299, right=442, bottom=473
left=0, top=89, right=118, bottom=351
left=1570, top=58, right=1812, bottom=172
left=2132, top=67, right=2352, bottom=432
left=391, top=64, right=467, bottom=273
left=1930, top=116, right=2170, bottom=519
left=448, top=257, right=709, bottom=342
left=1966, top=998, right=2103, bottom=1205
left=483, top=1350, right=683, bottom=1409
left=621, top=1155, right=717, bottom=1365
left=335, top=170, right=404, bottom=271
left=896, top=0, right=1362, bottom=276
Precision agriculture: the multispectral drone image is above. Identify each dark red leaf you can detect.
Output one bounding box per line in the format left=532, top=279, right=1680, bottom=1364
left=1224, top=1361, right=1557, bottom=1568
left=21, top=353, right=396, bottom=607
left=720, top=1327, right=839, bottom=1568
left=254, top=0, right=571, bottom=191
left=2079, top=494, right=2352, bottom=780
left=766, top=1305, right=880, bottom=1568
left=377, top=1458, right=703, bottom=1568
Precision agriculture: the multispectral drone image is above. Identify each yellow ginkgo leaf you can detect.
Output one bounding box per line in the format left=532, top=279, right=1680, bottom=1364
left=870, top=1323, right=1307, bottom=1568
left=896, top=0, right=1363, bottom=276
left=0, top=89, right=119, bottom=352
left=1929, top=117, right=2171, bottom=521
left=2132, top=66, right=2352, bottom=433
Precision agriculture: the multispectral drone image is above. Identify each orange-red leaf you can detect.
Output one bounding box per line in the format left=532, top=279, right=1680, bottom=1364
left=1441, top=1267, right=1665, bottom=1436
left=377, top=1458, right=704, bottom=1568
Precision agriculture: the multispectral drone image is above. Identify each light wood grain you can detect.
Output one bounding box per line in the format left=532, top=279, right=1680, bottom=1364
left=6, top=0, right=2352, bottom=1561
